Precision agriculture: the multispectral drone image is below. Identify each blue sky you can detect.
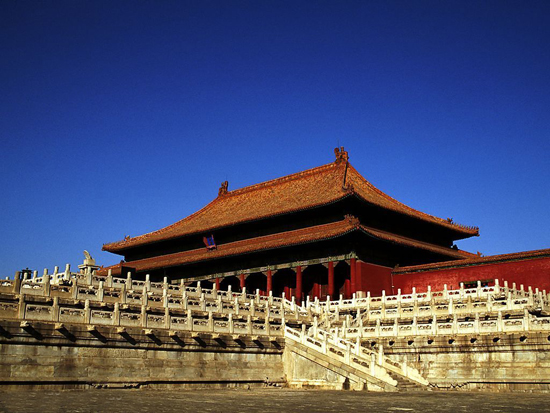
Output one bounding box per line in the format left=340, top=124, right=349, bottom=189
left=1, top=1, right=549, bottom=276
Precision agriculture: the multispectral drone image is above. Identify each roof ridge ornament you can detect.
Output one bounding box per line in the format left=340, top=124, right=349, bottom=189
left=218, top=181, right=229, bottom=197
left=334, top=146, right=349, bottom=163
left=344, top=214, right=360, bottom=227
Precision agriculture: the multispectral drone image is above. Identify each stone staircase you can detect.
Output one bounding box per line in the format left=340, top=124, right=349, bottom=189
left=284, top=325, right=430, bottom=391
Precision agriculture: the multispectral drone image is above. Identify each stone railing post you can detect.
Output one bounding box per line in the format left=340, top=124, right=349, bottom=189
left=43, top=274, right=51, bottom=297
left=182, top=289, right=188, bottom=310
left=208, top=311, right=214, bottom=332
left=370, top=353, right=376, bottom=375
left=228, top=313, right=234, bottom=334
left=497, top=311, right=503, bottom=332
left=247, top=315, right=253, bottom=335
left=84, top=299, right=91, bottom=324
left=98, top=281, right=104, bottom=302
left=164, top=307, right=170, bottom=329
left=52, top=297, right=59, bottom=322
left=64, top=264, right=70, bottom=282
left=17, top=293, right=26, bottom=319
left=452, top=314, right=458, bottom=335
left=301, top=324, right=306, bottom=344
left=187, top=309, right=193, bottom=331
left=142, top=286, right=148, bottom=307
left=344, top=343, right=351, bottom=364
left=145, top=274, right=151, bottom=292
left=163, top=288, right=168, bottom=308
left=378, top=344, right=384, bottom=365
left=140, top=305, right=147, bottom=328
left=86, top=267, right=93, bottom=285
left=200, top=292, right=206, bottom=311
left=120, top=283, right=127, bottom=304
left=477, top=280, right=482, bottom=299
left=106, top=272, right=113, bottom=288
left=13, top=271, right=21, bottom=294
left=313, top=316, right=318, bottom=338
left=126, top=272, right=132, bottom=290
left=53, top=266, right=59, bottom=285
left=113, top=303, right=120, bottom=326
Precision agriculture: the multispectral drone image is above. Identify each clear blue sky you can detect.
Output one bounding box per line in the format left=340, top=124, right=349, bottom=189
left=1, top=1, right=549, bottom=277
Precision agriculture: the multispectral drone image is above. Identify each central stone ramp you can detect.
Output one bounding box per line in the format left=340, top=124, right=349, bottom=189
left=284, top=326, right=429, bottom=391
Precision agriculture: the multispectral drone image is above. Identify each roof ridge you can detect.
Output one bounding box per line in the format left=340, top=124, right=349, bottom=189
left=223, top=161, right=340, bottom=198
left=347, top=164, right=479, bottom=234
left=359, top=224, right=468, bottom=259
left=103, top=161, right=344, bottom=251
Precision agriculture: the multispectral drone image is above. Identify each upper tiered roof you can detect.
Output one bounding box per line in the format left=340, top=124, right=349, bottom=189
left=103, top=147, right=479, bottom=254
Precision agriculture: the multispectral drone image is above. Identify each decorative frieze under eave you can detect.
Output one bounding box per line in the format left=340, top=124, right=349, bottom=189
left=178, top=253, right=357, bottom=283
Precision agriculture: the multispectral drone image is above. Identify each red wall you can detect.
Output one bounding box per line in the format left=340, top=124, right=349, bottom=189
left=356, top=260, right=393, bottom=296
left=392, top=256, right=550, bottom=294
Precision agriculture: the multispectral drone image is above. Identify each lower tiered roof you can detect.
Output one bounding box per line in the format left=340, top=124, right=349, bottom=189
left=99, top=215, right=471, bottom=276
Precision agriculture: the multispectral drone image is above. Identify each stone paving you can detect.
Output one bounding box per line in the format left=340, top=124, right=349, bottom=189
left=0, top=389, right=548, bottom=413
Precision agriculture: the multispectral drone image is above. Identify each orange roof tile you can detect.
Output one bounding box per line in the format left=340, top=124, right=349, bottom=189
left=103, top=150, right=478, bottom=253
left=99, top=216, right=468, bottom=276
left=393, top=248, right=550, bottom=274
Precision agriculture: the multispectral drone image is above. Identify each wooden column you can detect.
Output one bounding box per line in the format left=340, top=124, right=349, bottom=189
left=328, top=261, right=335, bottom=299
left=240, top=274, right=245, bottom=291
left=350, top=258, right=357, bottom=295
left=295, top=266, right=302, bottom=301
left=215, top=278, right=220, bottom=290
left=344, top=277, right=351, bottom=299
left=314, top=278, right=321, bottom=299
left=267, top=269, right=272, bottom=294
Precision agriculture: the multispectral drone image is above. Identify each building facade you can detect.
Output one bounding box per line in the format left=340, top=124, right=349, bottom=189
left=101, top=148, right=511, bottom=298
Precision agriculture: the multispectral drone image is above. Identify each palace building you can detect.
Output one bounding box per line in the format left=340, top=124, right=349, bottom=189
left=100, top=148, right=550, bottom=298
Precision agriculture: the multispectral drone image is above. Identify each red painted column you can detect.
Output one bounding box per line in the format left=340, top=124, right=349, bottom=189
left=344, top=278, right=351, bottom=299
left=350, top=258, right=357, bottom=295
left=314, top=278, right=321, bottom=299
left=267, top=269, right=272, bottom=294
left=215, top=278, right=220, bottom=290
left=284, top=285, right=291, bottom=299
left=295, top=266, right=302, bottom=301
left=328, top=261, right=335, bottom=299
left=240, top=274, right=245, bottom=291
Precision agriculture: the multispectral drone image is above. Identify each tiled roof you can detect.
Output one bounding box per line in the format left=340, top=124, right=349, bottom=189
left=99, top=218, right=359, bottom=276
left=393, top=248, right=550, bottom=274
left=103, top=151, right=479, bottom=253
left=361, top=226, right=471, bottom=260
left=98, top=216, right=468, bottom=276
